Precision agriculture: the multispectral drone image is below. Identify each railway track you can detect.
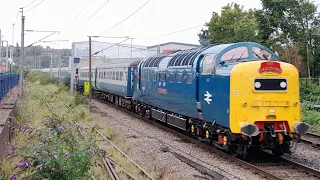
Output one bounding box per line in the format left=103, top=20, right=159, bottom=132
left=248, top=152, right=320, bottom=180
left=44, top=96, right=155, bottom=180
left=91, top=96, right=320, bottom=180
left=301, top=132, right=320, bottom=149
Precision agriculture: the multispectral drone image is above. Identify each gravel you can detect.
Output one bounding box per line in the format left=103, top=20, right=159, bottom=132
left=90, top=100, right=269, bottom=180
left=283, top=141, right=320, bottom=171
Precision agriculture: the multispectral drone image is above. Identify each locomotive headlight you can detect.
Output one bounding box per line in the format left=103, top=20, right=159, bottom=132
left=254, top=82, right=261, bottom=89
left=280, top=81, right=287, bottom=88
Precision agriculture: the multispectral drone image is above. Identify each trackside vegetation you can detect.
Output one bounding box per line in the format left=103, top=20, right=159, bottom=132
left=0, top=72, right=157, bottom=180
left=300, top=80, right=320, bottom=129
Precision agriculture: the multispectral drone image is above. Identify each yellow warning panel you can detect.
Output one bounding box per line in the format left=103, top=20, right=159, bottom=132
left=84, top=82, right=90, bottom=96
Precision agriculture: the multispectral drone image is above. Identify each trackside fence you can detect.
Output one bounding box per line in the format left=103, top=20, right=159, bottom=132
left=0, top=74, right=20, bottom=101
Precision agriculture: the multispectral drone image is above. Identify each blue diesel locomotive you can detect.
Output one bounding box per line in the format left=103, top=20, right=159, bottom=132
left=76, top=42, right=309, bottom=158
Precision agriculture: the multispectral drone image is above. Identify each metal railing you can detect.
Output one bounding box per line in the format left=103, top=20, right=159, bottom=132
left=0, top=73, right=19, bottom=101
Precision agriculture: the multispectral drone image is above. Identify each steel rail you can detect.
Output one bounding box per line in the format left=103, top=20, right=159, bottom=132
left=92, top=97, right=282, bottom=180
left=301, top=132, right=320, bottom=149
left=100, top=153, right=119, bottom=180
left=55, top=95, right=155, bottom=180
left=90, top=99, right=226, bottom=179
left=280, top=157, right=320, bottom=178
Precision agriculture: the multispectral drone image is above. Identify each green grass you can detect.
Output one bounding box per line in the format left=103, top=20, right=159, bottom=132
left=300, top=82, right=320, bottom=128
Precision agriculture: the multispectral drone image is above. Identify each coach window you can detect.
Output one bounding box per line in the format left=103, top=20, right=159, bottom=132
left=159, top=73, right=166, bottom=82
left=177, top=73, right=183, bottom=83
left=120, top=72, right=123, bottom=81
left=115, top=72, right=119, bottom=80
left=221, top=46, right=249, bottom=62
left=186, top=73, right=192, bottom=84
left=169, top=73, right=174, bottom=83
left=202, top=54, right=217, bottom=74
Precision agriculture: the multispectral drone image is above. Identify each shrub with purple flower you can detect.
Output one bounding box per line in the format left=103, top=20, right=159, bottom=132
left=10, top=174, right=17, bottom=180
left=5, top=115, right=95, bottom=180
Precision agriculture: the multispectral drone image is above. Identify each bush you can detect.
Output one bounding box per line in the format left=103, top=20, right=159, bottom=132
left=74, top=93, right=86, bottom=106
left=6, top=115, right=95, bottom=180
left=26, top=71, right=56, bottom=85
left=57, top=83, right=69, bottom=93
left=300, top=82, right=320, bottom=125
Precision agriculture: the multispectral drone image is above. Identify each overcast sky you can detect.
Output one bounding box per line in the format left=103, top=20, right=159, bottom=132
left=0, top=0, right=319, bottom=49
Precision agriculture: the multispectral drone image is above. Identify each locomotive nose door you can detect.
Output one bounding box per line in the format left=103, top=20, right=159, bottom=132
left=196, top=54, right=217, bottom=120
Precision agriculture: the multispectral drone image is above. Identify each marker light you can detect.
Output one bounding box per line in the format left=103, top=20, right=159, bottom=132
left=254, top=82, right=261, bottom=89
left=280, top=81, right=287, bottom=88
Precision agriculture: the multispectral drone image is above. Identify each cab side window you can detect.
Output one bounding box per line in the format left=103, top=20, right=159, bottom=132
left=202, top=54, right=217, bottom=74
left=252, top=46, right=274, bottom=60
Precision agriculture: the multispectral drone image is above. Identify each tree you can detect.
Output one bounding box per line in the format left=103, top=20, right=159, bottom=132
left=198, top=29, right=209, bottom=46
left=204, top=3, right=262, bottom=44
left=258, top=0, right=320, bottom=78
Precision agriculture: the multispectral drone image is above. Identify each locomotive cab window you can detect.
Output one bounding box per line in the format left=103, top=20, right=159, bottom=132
left=252, top=47, right=274, bottom=60
left=221, top=46, right=249, bottom=62
left=202, top=54, right=217, bottom=74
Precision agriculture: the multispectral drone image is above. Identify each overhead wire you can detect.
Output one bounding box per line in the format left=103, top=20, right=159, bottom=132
left=84, top=0, right=111, bottom=23
left=24, top=0, right=46, bottom=12
left=26, top=32, right=57, bottom=47
left=99, top=0, right=152, bottom=35
left=23, top=0, right=38, bottom=8
left=92, top=38, right=130, bottom=55
left=74, top=0, right=111, bottom=34
left=74, top=0, right=94, bottom=19
left=74, top=24, right=203, bottom=57
left=160, top=25, right=204, bottom=36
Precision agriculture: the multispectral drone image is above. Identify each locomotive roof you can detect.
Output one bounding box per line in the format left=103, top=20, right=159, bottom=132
left=141, top=42, right=279, bottom=68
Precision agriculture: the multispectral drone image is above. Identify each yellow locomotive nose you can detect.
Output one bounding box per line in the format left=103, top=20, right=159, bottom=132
left=229, top=61, right=308, bottom=136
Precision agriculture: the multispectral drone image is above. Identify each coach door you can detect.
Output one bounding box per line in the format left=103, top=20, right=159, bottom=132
left=196, top=54, right=217, bottom=120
